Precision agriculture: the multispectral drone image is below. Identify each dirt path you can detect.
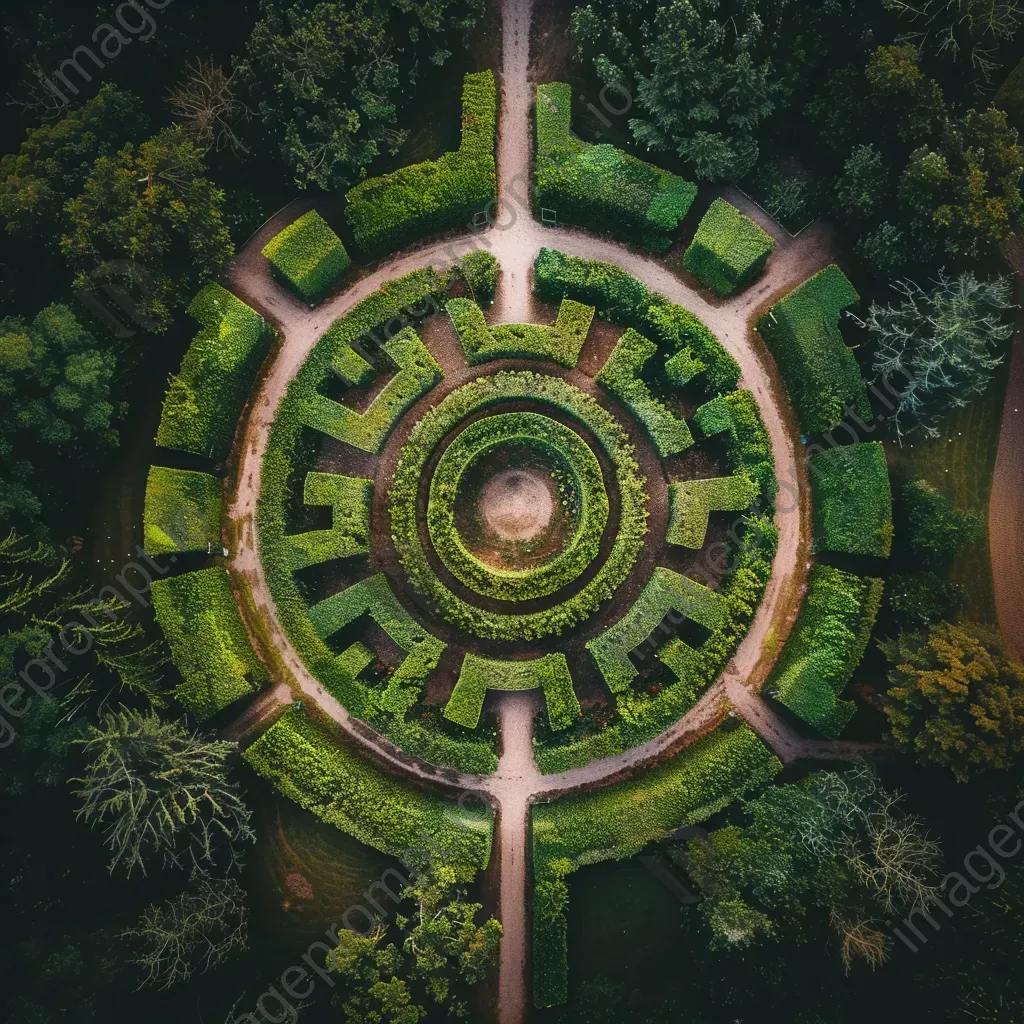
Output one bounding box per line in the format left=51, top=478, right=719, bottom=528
left=991, top=237, right=1024, bottom=660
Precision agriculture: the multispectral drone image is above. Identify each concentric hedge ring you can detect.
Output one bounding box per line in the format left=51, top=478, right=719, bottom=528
left=389, top=370, right=649, bottom=641
left=429, top=412, right=608, bottom=601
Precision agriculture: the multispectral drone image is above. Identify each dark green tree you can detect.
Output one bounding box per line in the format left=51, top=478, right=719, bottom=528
left=898, top=479, right=982, bottom=564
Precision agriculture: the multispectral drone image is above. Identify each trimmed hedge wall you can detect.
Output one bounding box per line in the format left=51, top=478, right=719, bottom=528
left=152, top=566, right=266, bottom=720
left=756, top=265, right=871, bottom=436
left=445, top=654, right=580, bottom=730
left=389, top=371, right=649, bottom=641
left=244, top=709, right=493, bottom=876
left=345, top=71, right=497, bottom=256
left=809, top=442, right=893, bottom=558
left=454, top=249, right=499, bottom=306
left=587, top=566, right=726, bottom=694
left=308, top=574, right=446, bottom=715
left=533, top=248, right=740, bottom=393
left=770, top=565, right=884, bottom=737
left=683, top=198, right=775, bottom=296
left=262, top=210, right=351, bottom=303
left=156, top=283, right=272, bottom=460
left=693, top=390, right=777, bottom=501
left=596, top=328, right=694, bottom=456
left=532, top=722, right=782, bottom=1006
left=301, top=326, right=443, bottom=453
left=285, top=472, right=372, bottom=570
left=666, top=475, right=760, bottom=549
left=535, top=83, right=697, bottom=251
left=257, top=268, right=497, bottom=774
left=143, top=466, right=222, bottom=555
left=428, top=412, right=608, bottom=601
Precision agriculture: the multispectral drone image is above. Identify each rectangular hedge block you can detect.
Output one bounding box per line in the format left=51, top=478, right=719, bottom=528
left=152, top=566, right=266, bottom=720
left=143, top=466, right=222, bottom=555
left=757, top=265, right=871, bottom=436
left=156, top=283, right=272, bottom=460
left=809, top=442, right=893, bottom=558
left=693, top=390, right=776, bottom=502
left=346, top=71, right=496, bottom=256
left=667, top=475, right=761, bottom=548
left=262, top=210, right=351, bottom=303
left=284, top=472, right=373, bottom=570
left=683, top=198, right=775, bottom=296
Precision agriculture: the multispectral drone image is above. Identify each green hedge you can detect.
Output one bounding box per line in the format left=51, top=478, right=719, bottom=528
left=587, top=567, right=726, bottom=694
left=301, top=326, right=443, bottom=453
left=156, top=283, right=272, bottom=460
left=770, top=565, right=884, bottom=737
left=532, top=722, right=782, bottom=1006
left=445, top=654, right=580, bottom=730
left=757, top=265, right=871, bottom=436
left=390, top=371, right=649, bottom=641
left=453, top=249, right=499, bottom=306
left=808, top=442, right=893, bottom=558
left=533, top=248, right=740, bottom=392
left=534, top=83, right=697, bottom=251
left=345, top=71, right=496, bottom=256
left=428, top=412, right=607, bottom=601
left=257, top=268, right=497, bottom=774
left=447, top=297, right=595, bottom=368
left=284, top=472, right=372, bottom=570
left=537, top=516, right=777, bottom=773
left=152, top=566, right=266, bottom=720
left=667, top=475, right=760, bottom=548
left=308, top=574, right=446, bottom=716
left=596, top=328, right=694, bottom=456
left=244, top=709, right=493, bottom=876
left=262, top=210, right=351, bottom=303
left=683, top=198, right=775, bottom=296
left=143, top=466, right=222, bottom=555
left=693, top=390, right=777, bottom=501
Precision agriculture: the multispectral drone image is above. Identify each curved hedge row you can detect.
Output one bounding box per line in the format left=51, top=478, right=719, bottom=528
left=244, top=709, right=493, bottom=877
left=427, top=412, right=608, bottom=601
left=156, top=283, right=272, bottom=461
left=151, top=566, right=266, bottom=721
left=445, top=653, right=580, bottom=731
left=683, top=198, right=775, bottom=296
left=693, top=390, right=777, bottom=501
left=390, top=371, right=649, bottom=641
left=143, top=466, right=223, bottom=556
left=534, top=83, right=697, bottom=251
left=532, top=722, right=782, bottom=1006
left=345, top=71, right=496, bottom=256
left=262, top=209, right=351, bottom=304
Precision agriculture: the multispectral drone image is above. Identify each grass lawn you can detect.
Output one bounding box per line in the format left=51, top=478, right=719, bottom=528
left=885, top=359, right=1010, bottom=623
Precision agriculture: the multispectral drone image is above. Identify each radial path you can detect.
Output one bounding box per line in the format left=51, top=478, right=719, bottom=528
left=221, top=0, right=873, bottom=1020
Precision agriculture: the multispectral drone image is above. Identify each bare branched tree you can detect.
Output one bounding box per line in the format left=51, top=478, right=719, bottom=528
left=830, top=908, right=891, bottom=973
left=168, top=60, right=250, bottom=155
left=124, top=873, right=249, bottom=989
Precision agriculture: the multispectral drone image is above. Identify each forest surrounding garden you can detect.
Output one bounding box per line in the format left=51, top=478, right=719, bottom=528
left=1, top=1, right=1024, bottom=1023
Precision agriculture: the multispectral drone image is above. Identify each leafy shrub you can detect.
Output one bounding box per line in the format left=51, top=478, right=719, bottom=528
left=532, top=723, right=781, bottom=1006
left=447, top=297, right=595, bottom=367
left=596, top=328, right=694, bottom=456
left=261, top=210, right=351, bottom=303
left=155, top=283, right=272, bottom=460
left=667, top=475, right=760, bottom=548
left=244, top=709, right=493, bottom=875
left=683, top=198, right=775, bottom=296
left=389, top=371, right=649, bottom=641
left=693, top=390, right=777, bottom=501
left=534, top=83, right=697, bottom=250
left=285, top=473, right=372, bottom=570
left=899, top=478, right=981, bottom=567
left=533, top=248, right=740, bottom=392
left=308, top=574, right=446, bottom=715
left=808, top=442, right=893, bottom=557
left=769, top=565, right=884, bottom=738
left=301, top=327, right=443, bottom=453
left=143, top=467, right=222, bottom=555
left=453, top=248, right=499, bottom=305
left=345, top=71, right=496, bottom=255
left=152, top=567, right=266, bottom=720
left=756, top=265, right=871, bottom=436
left=428, top=412, right=607, bottom=601
left=445, top=654, right=580, bottom=730
left=587, top=567, right=726, bottom=693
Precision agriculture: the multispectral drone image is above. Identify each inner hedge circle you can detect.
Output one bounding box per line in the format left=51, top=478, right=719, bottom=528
left=429, top=412, right=608, bottom=601
left=389, top=370, right=649, bottom=641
